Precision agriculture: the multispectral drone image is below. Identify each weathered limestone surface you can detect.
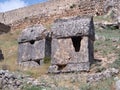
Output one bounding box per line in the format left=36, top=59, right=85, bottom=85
left=51, top=37, right=92, bottom=64
left=48, top=16, right=95, bottom=73
left=18, top=24, right=49, bottom=66
left=18, top=40, right=45, bottom=62
left=18, top=24, right=47, bottom=43
left=51, top=16, right=95, bottom=39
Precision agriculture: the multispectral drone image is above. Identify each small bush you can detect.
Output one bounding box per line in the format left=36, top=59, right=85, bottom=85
left=2, top=64, right=10, bottom=70
left=106, top=25, right=119, bottom=30
left=44, top=57, right=51, bottom=64
left=80, top=84, right=90, bottom=90
left=25, top=71, right=34, bottom=76
left=95, top=66, right=106, bottom=73
left=24, top=17, right=28, bottom=20
left=23, top=86, right=43, bottom=90
left=110, top=58, right=120, bottom=69
left=23, top=85, right=52, bottom=90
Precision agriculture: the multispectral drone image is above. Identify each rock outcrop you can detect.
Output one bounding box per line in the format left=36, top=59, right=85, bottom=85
left=0, top=23, right=10, bottom=34
left=104, top=0, right=120, bottom=28
left=48, top=16, right=95, bottom=73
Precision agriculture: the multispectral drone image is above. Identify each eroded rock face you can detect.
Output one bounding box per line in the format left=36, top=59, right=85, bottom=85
left=18, top=24, right=51, bottom=67
left=18, top=40, right=45, bottom=63
left=48, top=16, right=95, bottom=73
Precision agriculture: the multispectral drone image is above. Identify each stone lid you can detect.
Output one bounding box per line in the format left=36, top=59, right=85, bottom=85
left=51, top=16, right=95, bottom=39
left=18, top=24, right=47, bottom=43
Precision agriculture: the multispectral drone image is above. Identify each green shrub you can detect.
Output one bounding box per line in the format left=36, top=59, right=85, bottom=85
left=95, top=66, right=106, bottom=73
left=110, top=58, right=120, bottom=69
left=23, top=86, right=45, bottom=90
left=80, top=84, right=90, bottom=90
left=105, top=25, right=118, bottom=30
left=44, top=57, right=51, bottom=64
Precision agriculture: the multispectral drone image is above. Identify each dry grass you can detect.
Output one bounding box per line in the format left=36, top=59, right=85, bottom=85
left=0, top=30, right=19, bottom=71
left=0, top=29, right=50, bottom=78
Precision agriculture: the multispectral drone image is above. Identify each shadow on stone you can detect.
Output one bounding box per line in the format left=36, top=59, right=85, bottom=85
left=71, top=36, right=82, bottom=52
left=0, top=49, right=4, bottom=60
left=45, top=34, right=51, bottom=60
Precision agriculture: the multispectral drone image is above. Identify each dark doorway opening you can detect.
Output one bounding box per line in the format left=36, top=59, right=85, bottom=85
left=29, top=40, right=35, bottom=44
left=35, top=60, right=40, bottom=65
left=71, top=36, right=82, bottom=52
left=44, top=35, right=52, bottom=63
left=57, top=64, right=67, bottom=70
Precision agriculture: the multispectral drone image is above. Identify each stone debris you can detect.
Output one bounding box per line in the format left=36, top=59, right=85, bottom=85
left=0, top=68, right=119, bottom=90
left=0, top=69, right=51, bottom=90
left=87, top=68, right=119, bottom=83
left=0, top=70, right=22, bottom=90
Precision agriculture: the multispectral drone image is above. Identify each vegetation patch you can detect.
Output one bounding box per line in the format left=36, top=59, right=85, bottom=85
left=110, top=54, right=120, bottom=69
left=44, top=57, right=51, bottom=64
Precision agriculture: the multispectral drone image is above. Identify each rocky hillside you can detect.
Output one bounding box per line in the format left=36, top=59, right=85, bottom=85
left=0, top=0, right=120, bottom=90
left=0, top=0, right=119, bottom=31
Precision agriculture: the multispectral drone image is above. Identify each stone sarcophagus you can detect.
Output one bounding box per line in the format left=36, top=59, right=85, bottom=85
left=18, top=24, right=50, bottom=67
left=48, top=16, right=95, bottom=73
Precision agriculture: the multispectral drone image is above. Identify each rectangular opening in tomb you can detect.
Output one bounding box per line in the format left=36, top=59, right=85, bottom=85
left=71, top=36, right=82, bottom=52
left=29, top=40, right=35, bottom=44
left=57, top=64, right=67, bottom=70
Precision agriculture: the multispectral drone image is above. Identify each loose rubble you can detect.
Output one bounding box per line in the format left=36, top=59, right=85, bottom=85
left=87, top=68, right=119, bottom=83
